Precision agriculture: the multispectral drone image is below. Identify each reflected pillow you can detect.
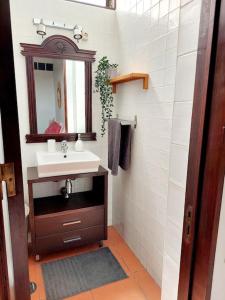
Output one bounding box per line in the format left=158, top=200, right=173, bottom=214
left=45, top=121, right=62, bottom=134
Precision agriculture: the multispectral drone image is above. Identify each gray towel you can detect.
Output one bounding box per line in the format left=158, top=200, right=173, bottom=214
left=108, top=119, right=132, bottom=176
left=108, top=119, right=121, bottom=175
left=119, top=124, right=132, bottom=171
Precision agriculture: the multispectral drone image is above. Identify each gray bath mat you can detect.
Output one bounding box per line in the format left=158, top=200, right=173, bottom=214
left=41, top=247, right=127, bottom=300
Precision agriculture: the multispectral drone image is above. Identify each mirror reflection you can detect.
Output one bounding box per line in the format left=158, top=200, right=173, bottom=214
left=34, top=57, right=85, bottom=134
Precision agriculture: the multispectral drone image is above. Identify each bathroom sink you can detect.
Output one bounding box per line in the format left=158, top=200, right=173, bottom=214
left=36, top=151, right=101, bottom=178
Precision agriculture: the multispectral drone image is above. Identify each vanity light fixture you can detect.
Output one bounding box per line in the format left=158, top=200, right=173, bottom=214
left=36, top=19, right=46, bottom=37
left=73, top=25, right=83, bottom=42
left=33, top=18, right=88, bottom=42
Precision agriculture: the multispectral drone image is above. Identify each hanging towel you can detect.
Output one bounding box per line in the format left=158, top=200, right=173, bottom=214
left=119, top=124, right=132, bottom=171
left=108, top=119, right=132, bottom=176
left=108, top=119, right=121, bottom=175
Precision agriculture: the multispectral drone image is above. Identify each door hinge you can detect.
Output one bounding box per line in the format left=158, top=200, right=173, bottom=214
left=0, top=163, right=16, bottom=199
left=184, top=205, right=193, bottom=243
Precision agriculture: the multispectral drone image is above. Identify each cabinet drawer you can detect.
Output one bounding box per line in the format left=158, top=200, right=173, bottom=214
left=35, top=225, right=104, bottom=255
left=35, top=206, right=104, bottom=237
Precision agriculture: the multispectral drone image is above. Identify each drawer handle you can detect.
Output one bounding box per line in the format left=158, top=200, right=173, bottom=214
left=63, top=236, right=81, bottom=244
left=63, top=220, right=81, bottom=226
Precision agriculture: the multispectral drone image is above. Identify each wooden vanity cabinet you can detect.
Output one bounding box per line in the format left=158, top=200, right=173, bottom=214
left=27, top=166, right=108, bottom=260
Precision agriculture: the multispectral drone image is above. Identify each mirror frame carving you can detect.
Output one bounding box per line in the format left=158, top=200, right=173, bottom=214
left=21, top=35, right=96, bottom=143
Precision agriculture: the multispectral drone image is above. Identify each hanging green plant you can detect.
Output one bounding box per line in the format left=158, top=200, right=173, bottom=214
left=95, top=56, right=118, bottom=136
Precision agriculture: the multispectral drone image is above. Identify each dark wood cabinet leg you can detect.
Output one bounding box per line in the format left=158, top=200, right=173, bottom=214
left=35, top=254, right=40, bottom=262
left=99, top=240, right=104, bottom=247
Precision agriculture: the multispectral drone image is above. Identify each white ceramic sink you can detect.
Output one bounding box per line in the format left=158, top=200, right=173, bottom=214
left=36, top=151, right=101, bottom=177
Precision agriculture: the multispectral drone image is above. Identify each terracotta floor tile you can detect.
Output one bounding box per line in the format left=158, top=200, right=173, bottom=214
left=107, top=226, right=124, bottom=246
left=30, top=279, right=40, bottom=300
left=29, top=257, right=42, bottom=300
left=30, top=289, right=40, bottom=300
left=29, top=258, right=37, bottom=281
left=32, top=263, right=46, bottom=300
left=64, top=291, right=93, bottom=300
left=134, top=270, right=161, bottom=300
left=91, top=278, right=146, bottom=300
left=113, top=242, right=144, bottom=273
left=103, top=238, right=115, bottom=248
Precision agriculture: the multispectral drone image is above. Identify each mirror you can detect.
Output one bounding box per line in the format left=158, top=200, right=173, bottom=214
left=34, top=58, right=85, bottom=134
left=21, top=35, right=96, bottom=143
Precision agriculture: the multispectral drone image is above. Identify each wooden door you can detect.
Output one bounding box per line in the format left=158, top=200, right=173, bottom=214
left=190, top=0, right=225, bottom=297
left=0, top=0, right=30, bottom=299
left=0, top=187, right=9, bottom=300
left=178, top=0, right=225, bottom=298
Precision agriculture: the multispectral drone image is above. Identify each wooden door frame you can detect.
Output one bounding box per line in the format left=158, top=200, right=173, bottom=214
left=0, top=198, right=9, bottom=300
left=0, top=0, right=30, bottom=299
left=63, top=61, right=68, bottom=133
left=178, top=0, right=225, bottom=298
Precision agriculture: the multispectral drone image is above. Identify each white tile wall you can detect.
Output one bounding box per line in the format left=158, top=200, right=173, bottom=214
left=115, top=0, right=179, bottom=286
left=167, top=181, right=186, bottom=227
left=162, top=0, right=202, bottom=298
left=115, top=0, right=202, bottom=295
left=169, top=144, right=189, bottom=187
left=162, top=254, right=180, bottom=299
left=171, top=102, right=193, bottom=145
left=164, top=218, right=183, bottom=263
left=175, top=52, right=198, bottom=101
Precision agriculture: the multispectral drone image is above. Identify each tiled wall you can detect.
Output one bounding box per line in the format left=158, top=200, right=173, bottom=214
left=114, top=0, right=181, bottom=285
left=161, top=0, right=201, bottom=298
left=113, top=0, right=202, bottom=293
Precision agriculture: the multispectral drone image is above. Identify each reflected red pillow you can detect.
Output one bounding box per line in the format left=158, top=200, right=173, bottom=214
left=45, top=121, right=62, bottom=134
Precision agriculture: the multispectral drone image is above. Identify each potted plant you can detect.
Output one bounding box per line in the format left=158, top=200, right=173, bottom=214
left=95, top=56, right=118, bottom=136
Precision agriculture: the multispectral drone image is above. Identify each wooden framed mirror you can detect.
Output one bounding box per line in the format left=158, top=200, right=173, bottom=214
left=21, top=35, right=96, bottom=143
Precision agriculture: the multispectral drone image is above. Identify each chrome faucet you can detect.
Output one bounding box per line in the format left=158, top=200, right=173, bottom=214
left=61, top=140, right=68, bottom=156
